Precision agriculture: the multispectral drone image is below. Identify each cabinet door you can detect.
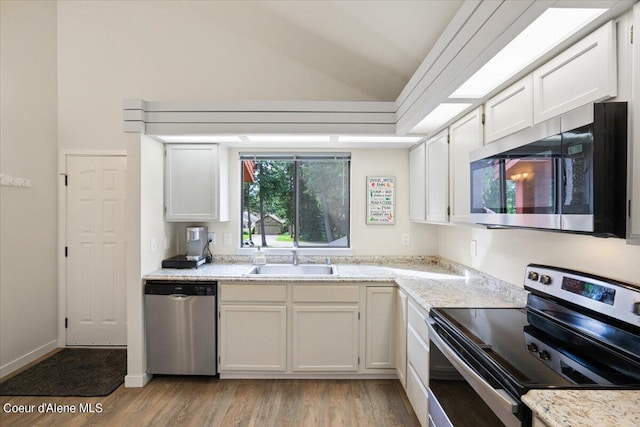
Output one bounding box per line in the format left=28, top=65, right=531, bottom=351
left=292, top=305, right=359, bottom=371
left=365, top=287, right=395, bottom=369
left=406, top=363, right=429, bottom=427
left=165, top=144, right=219, bottom=222
left=426, top=130, right=449, bottom=223
left=219, top=305, right=286, bottom=371
left=395, top=289, right=408, bottom=387
left=409, top=143, right=427, bottom=222
left=484, top=75, right=533, bottom=143
left=449, top=107, right=483, bottom=223
left=533, top=21, right=617, bottom=124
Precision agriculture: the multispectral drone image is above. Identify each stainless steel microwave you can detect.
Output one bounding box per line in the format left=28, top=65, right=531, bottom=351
left=470, top=102, right=627, bottom=237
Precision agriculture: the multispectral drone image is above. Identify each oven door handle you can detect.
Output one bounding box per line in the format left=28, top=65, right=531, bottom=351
left=428, top=322, right=519, bottom=416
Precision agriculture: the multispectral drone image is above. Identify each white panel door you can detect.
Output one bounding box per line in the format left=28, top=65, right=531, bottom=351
left=66, top=155, right=127, bottom=345
left=426, top=130, right=449, bottom=223
left=365, top=286, right=395, bottom=369
left=292, top=305, right=359, bottom=371
left=449, top=107, right=483, bottom=223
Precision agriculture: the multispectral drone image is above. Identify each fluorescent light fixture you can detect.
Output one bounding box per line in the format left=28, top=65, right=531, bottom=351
left=158, top=135, right=243, bottom=143
left=451, top=8, right=606, bottom=98
left=410, top=103, right=471, bottom=134
left=338, top=136, right=424, bottom=143
left=246, top=134, right=331, bottom=143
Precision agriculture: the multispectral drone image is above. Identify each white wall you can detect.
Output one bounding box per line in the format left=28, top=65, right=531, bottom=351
left=0, top=0, right=59, bottom=376
left=204, top=148, right=439, bottom=257
left=56, top=0, right=382, bottom=152
left=438, top=225, right=640, bottom=287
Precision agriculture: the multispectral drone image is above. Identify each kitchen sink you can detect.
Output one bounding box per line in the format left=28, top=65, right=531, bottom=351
left=246, top=264, right=337, bottom=276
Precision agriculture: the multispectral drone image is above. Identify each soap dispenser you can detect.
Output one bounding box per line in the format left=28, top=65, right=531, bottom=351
left=253, top=246, right=266, bottom=265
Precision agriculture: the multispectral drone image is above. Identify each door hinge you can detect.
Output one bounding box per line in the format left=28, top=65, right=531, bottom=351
left=631, top=25, right=634, bottom=44
left=358, top=357, right=360, bottom=365
left=65, top=246, right=68, bottom=257
left=218, top=311, right=221, bottom=319
left=358, top=312, right=360, bottom=320
left=218, top=355, right=221, bottom=364
left=447, top=206, right=451, bottom=216
left=65, top=318, right=68, bottom=329
left=447, top=134, right=450, bottom=144
left=164, top=206, right=167, bottom=214
left=60, top=173, right=68, bottom=186
left=630, top=200, right=632, bottom=218
left=481, top=113, right=486, bottom=125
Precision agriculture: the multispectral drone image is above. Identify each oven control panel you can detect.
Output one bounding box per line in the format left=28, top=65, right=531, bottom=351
left=524, top=264, right=640, bottom=327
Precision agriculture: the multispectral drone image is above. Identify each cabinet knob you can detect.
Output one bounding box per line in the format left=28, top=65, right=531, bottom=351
left=539, top=350, right=551, bottom=361
left=540, top=275, right=552, bottom=285
left=527, top=271, right=539, bottom=281
left=527, top=343, right=538, bottom=353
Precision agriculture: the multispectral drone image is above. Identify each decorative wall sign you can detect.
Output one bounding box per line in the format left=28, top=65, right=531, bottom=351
left=366, top=176, right=395, bottom=224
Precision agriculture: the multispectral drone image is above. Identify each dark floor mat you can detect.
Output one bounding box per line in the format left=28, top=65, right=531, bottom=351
left=0, top=348, right=126, bottom=397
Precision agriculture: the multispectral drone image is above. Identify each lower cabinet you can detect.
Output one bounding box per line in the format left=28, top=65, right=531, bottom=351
left=292, top=305, right=359, bottom=371
left=218, top=284, right=287, bottom=371
left=395, top=288, right=408, bottom=387
left=219, top=305, right=287, bottom=371
left=217, top=282, right=396, bottom=376
left=406, top=298, right=431, bottom=427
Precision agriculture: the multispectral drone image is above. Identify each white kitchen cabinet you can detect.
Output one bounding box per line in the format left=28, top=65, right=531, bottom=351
left=218, top=284, right=287, bottom=371
left=291, top=285, right=359, bottom=372
left=406, top=298, right=430, bottom=427
left=395, top=288, right=408, bottom=388
left=409, top=142, right=427, bottom=222
left=365, top=286, right=395, bottom=369
left=164, top=144, right=229, bottom=222
left=406, top=363, right=429, bottom=427
left=533, top=21, right=617, bottom=124
left=449, top=107, right=483, bottom=223
left=426, top=130, right=449, bottom=223
left=484, top=75, right=533, bottom=143
left=628, top=2, right=640, bottom=244
left=292, top=305, right=359, bottom=371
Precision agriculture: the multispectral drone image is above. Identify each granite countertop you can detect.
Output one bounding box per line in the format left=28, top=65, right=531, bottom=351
left=523, top=390, right=640, bottom=427
left=143, top=258, right=638, bottom=426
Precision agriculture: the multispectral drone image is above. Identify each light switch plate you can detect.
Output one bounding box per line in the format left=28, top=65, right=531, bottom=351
left=401, top=234, right=410, bottom=245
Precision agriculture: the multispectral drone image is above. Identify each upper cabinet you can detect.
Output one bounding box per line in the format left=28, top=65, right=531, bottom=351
left=164, top=144, right=229, bottom=222
left=425, top=130, right=450, bottom=224
left=533, top=21, right=617, bottom=124
left=449, top=107, right=483, bottom=223
left=484, top=76, right=533, bottom=143
left=409, top=143, right=427, bottom=222
left=409, top=130, right=449, bottom=224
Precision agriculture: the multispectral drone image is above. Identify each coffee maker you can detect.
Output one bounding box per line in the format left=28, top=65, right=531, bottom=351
left=185, top=226, right=208, bottom=261
left=161, top=225, right=210, bottom=269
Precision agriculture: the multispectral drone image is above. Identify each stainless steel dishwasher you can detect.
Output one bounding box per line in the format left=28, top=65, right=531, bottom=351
left=144, top=281, right=217, bottom=375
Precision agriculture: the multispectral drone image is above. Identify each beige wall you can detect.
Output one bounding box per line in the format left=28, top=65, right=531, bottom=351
left=56, top=0, right=381, bottom=152
left=0, top=0, right=59, bottom=375
left=438, top=225, right=640, bottom=287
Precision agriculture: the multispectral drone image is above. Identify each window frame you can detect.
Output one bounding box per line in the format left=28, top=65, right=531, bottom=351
left=238, top=152, right=352, bottom=253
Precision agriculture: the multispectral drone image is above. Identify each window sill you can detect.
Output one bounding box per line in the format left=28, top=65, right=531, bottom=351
left=235, top=247, right=353, bottom=257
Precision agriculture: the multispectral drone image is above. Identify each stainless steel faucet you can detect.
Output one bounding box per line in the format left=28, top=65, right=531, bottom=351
left=291, top=245, right=299, bottom=266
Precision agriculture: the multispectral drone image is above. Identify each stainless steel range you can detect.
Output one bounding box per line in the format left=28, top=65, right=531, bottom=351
left=427, top=264, right=640, bottom=427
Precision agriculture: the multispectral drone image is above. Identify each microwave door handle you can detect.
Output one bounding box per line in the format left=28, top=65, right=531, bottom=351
left=428, top=323, right=519, bottom=416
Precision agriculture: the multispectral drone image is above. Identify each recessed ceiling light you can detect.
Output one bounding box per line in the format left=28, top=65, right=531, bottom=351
left=339, top=135, right=424, bottom=143
left=246, top=135, right=331, bottom=143
left=157, top=135, right=243, bottom=143
left=410, top=103, right=471, bottom=134
left=451, top=8, right=607, bottom=98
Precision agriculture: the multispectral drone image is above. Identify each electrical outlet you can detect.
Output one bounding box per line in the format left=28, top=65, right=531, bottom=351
left=223, top=233, right=232, bottom=245
left=150, top=238, right=157, bottom=253
left=208, top=232, right=216, bottom=245
left=470, top=240, right=477, bottom=257
left=401, top=234, right=410, bottom=245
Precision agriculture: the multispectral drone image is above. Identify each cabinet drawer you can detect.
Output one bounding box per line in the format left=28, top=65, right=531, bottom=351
left=220, top=284, right=286, bottom=302
left=407, top=324, right=430, bottom=387
left=292, top=285, right=359, bottom=303
left=406, top=362, right=429, bottom=427
left=408, top=300, right=429, bottom=343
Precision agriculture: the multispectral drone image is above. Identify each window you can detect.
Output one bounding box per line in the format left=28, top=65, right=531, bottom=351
left=240, top=153, right=350, bottom=248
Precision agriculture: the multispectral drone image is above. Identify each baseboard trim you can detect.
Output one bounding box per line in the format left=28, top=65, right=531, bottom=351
left=0, top=339, right=59, bottom=379
left=219, top=372, right=398, bottom=380
left=125, top=373, right=152, bottom=388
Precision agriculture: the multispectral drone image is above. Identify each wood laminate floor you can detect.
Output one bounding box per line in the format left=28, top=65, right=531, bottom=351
left=0, top=376, right=420, bottom=427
